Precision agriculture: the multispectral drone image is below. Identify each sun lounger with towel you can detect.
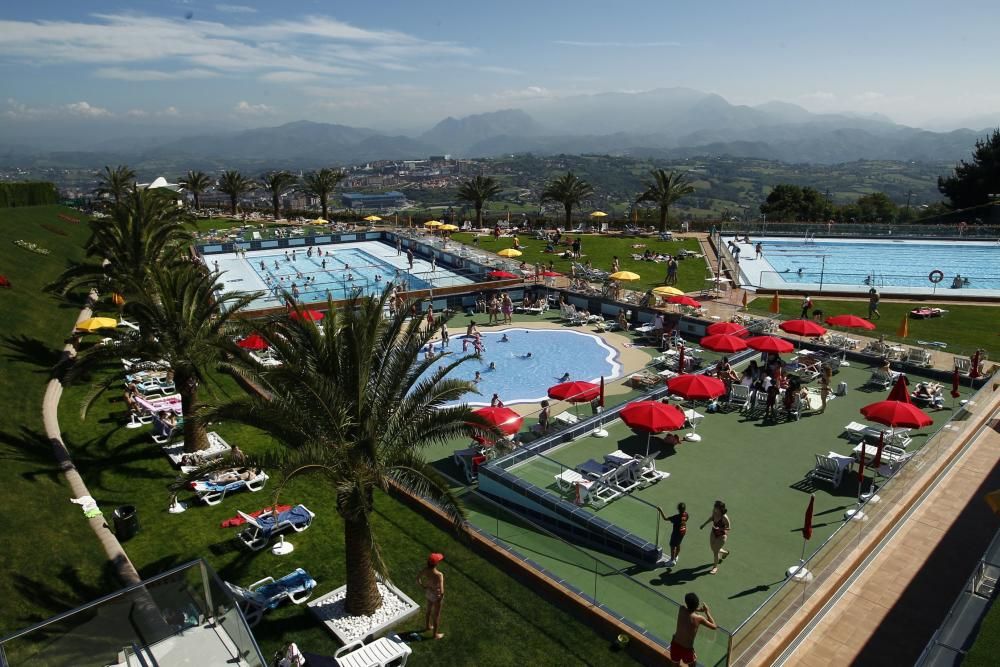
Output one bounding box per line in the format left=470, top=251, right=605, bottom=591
left=191, top=468, right=269, bottom=505
left=238, top=504, right=315, bottom=550
left=226, top=568, right=317, bottom=627
left=163, top=431, right=232, bottom=467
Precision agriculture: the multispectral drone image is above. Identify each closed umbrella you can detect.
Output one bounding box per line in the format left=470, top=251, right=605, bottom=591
left=971, top=350, right=982, bottom=379
left=950, top=368, right=961, bottom=399
left=237, top=333, right=268, bottom=351
left=706, top=322, right=748, bottom=337
left=769, top=292, right=781, bottom=314
left=487, top=270, right=518, bottom=279
left=289, top=309, right=324, bottom=322
left=825, top=314, right=876, bottom=330
left=668, top=295, right=702, bottom=309
left=896, top=313, right=909, bottom=338
left=620, top=400, right=686, bottom=455
left=779, top=320, right=827, bottom=337
left=886, top=375, right=910, bottom=403
left=75, top=317, right=119, bottom=332
left=700, top=334, right=748, bottom=353
left=746, top=335, right=795, bottom=354
left=787, top=493, right=816, bottom=581
left=470, top=406, right=523, bottom=436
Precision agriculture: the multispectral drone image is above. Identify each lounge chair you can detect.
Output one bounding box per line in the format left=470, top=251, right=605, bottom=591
left=843, top=422, right=912, bottom=448
left=191, top=468, right=269, bottom=505
left=604, top=450, right=670, bottom=485
left=905, top=347, right=932, bottom=367
left=237, top=504, right=315, bottom=551
left=628, top=371, right=661, bottom=389
left=578, top=458, right=642, bottom=494
left=574, top=462, right=625, bottom=505
left=226, top=568, right=317, bottom=627
left=954, top=357, right=972, bottom=376
left=553, top=469, right=596, bottom=505
left=334, top=635, right=411, bottom=667
left=853, top=442, right=912, bottom=470
left=807, top=452, right=853, bottom=487
left=163, top=432, right=232, bottom=467
left=728, top=384, right=751, bottom=412
left=864, top=367, right=900, bottom=389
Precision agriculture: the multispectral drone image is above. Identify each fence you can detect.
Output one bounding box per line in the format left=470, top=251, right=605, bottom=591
left=716, top=220, right=1000, bottom=239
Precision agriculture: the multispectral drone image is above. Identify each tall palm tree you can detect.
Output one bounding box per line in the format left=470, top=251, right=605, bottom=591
left=95, top=165, right=136, bottom=206
left=217, top=170, right=256, bottom=215
left=202, top=289, right=496, bottom=615
left=456, top=175, right=503, bottom=229
left=260, top=171, right=298, bottom=221
left=179, top=170, right=212, bottom=211
left=636, top=169, right=696, bottom=232
left=301, top=168, right=345, bottom=220
left=49, top=186, right=193, bottom=301
left=70, top=264, right=259, bottom=453
left=541, top=172, right=593, bottom=228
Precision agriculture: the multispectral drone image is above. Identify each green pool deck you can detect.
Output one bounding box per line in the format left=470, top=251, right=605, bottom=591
left=494, top=363, right=974, bottom=637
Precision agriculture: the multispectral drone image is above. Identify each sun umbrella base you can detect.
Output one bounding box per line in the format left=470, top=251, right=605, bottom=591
left=785, top=564, right=813, bottom=583
left=125, top=421, right=144, bottom=430
left=860, top=491, right=881, bottom=505
left=272, top=536, right=294, bottom=555
left=844, top=508, right=868, bottom=522
left=684, top=432, right=702, bottom=442
left=168, top=500, right=187, bottom=514
left=591, top=428, right=609, bottom=438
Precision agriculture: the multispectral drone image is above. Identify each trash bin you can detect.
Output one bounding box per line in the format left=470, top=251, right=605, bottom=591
left=113, top=505, right=140, bottom=541
left=836, top=381, right=848, bottom=397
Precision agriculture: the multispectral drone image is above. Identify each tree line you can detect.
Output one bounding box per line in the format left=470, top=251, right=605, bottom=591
left=0, top=181, right=58, bottom=208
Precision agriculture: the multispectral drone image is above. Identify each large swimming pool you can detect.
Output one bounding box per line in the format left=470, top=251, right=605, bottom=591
left=736, top=237, right=1000, bottom=294
left=420, top=327, right=621, bottom=407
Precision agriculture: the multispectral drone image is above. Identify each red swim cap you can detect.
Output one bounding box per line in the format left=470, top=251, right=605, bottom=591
left=428, top=553, right=445, bottom=566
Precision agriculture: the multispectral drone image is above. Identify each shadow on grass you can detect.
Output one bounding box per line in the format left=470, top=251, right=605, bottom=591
left=0, top=333, right=62, bottom=375
left=11, top=560, right=121, bottom=628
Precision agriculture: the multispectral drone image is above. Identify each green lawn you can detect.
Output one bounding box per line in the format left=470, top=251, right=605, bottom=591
left=450, top=232, right=709, bottom=294
left=965, top=597, right=1000, bottom=665
left=0, top=206, right=114, bottom=637
left=748, top=297, right=1000, bottom=360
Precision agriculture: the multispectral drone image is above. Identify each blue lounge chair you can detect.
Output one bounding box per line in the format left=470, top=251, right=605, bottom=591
left=191, top=468, right=268, bottom=505
left=237, top=504, right=315, bottom=551
left=225, top=568, right=317, bottom=627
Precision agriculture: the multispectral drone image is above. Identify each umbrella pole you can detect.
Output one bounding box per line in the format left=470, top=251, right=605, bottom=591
left=786, top=538, right=812, bottom=582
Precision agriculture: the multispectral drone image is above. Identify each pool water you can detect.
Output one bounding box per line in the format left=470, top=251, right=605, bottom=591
left=419, top=327, right=621, bottom=407
left=738, top=237, right=1000, bottom=292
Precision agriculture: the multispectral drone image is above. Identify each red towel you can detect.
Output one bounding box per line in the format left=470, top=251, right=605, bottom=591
left=221, top=504, right=292, bottom=528
left=0, top=275, right=10, bottom=288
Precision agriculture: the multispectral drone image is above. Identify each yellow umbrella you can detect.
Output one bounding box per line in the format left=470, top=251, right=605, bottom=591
left=590, top=211, right=608, bottom=218
left=75, top=317, right=118, bottom=332
left=364, top=215, right=382, bottom=222
left=313, top=218, right=328, bottom=225
left=609, top=271, right=641, bottom=281
left=439, top=224, right=459, bottom=231
left=652, top=285, right=685, bottom=296
left=424, top=220, right=442, bottom=228
left=497, top=248, right=522, bottom=258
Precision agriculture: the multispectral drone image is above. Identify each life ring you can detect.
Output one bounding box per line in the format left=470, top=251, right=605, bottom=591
left=928, top=270, right=944, bottom=284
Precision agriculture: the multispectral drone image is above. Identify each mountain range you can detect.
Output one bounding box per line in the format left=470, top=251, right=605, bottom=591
left=0, top=88, right=992, bottom=171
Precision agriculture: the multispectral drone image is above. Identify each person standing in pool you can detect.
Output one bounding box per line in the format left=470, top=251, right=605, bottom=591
left=441, top=323, right=449, bottom=348
left=755, top=242, right=763, bottom=260
left=407, top=248, right=414, bottom=270
left=868, top=288, right=881, bottom=320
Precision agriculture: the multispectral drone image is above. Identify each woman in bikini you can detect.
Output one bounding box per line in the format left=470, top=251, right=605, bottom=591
left=417, top=553, right=446, bottom=639
left=700, top=500, right=731, bottom=575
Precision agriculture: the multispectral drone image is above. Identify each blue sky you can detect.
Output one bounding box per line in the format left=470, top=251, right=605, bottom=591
left=2, top=0, right=999, bottom=131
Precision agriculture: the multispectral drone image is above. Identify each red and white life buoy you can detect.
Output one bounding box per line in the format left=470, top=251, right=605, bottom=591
left=928, top=269, right=944, bottom=284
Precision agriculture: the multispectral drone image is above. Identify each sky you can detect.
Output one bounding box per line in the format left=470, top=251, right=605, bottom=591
left=2, top=0, right=1000, bottom=136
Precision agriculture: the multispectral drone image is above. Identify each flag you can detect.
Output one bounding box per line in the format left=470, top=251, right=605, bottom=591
left=896, top=313, right=909, bottom=338
left=769, top=292, right=780, bottom=314
left=803, top=494, right=815, bottom=540
left=599, top=376, right=605, bottom=408
left=857, top=445, right=866, bottom=482
left=872, top=431, right=885, bottom=468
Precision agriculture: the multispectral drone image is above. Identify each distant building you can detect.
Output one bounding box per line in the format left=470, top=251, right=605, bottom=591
left=341, top=191, right=407, bottom=210
left=429, top=155, right=451, bottom=162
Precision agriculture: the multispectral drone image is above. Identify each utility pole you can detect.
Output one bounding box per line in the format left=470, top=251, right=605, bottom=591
left=905, top=190, right=912, bottom=212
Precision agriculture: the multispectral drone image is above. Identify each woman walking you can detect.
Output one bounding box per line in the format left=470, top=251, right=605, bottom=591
left=700, top=500, right=730, bottom=575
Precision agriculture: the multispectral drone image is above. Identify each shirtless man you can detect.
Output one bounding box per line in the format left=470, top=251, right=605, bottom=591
left=670, top=592, right=717, bottom=666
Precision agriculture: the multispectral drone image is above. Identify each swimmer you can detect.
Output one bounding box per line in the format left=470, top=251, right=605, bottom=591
left=473, top=371, right=482, bottom=383
left=322, top=259, right=327, bottom=270
left=375, top=274, right=381, bottom=282
left=558, top=372, right=571, bottom=383
left=260, top=261, right=266, bottom=271
left=489, top=362, right=497, bottom=371
left=274, top=261, right=280, bottom=270
left=522, top=352, right=533, bottom=359
left=500, top=334, right=510, bottom=342
left=347, top=273, right=354, bottom=281
left=284, top=251, right=290, bottom=261
left=797, top=268, right=803, bottom=275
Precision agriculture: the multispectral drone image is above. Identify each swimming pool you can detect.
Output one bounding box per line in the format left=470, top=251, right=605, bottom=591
left=420, top=327, right=621, bottom=407
left=736, top=237, right=1000, bottom=295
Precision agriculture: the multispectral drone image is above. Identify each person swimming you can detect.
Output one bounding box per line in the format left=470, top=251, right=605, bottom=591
left=521, top=352, right=533, bottom=359
left=500, top=333, right=510, bottom=342
left=488, top=362, right=497, bottom=371
left=558, top=372, right=571, bottom=383
left=473, top=371, right=482, bottom=383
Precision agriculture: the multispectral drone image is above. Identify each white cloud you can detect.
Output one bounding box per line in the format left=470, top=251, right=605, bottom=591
left=554, top=40, right=680, bottom=48
left=259, top=71, right=320, bottom=84
left=65, top=101, right=111, bottom=117
left=473, top=86, right=555, bottom=103
left=161, top=106, right=179, bottom=116
left=215, top=4, right=257, bottom=13
left=800, top=91, right=836, bottom=102
left=95, top=67, right=219, bottom=81
left=234, top=100, right=274, bottom=114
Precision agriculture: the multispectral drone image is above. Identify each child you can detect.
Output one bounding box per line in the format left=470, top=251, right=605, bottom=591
left=657, top=503, right=688, bottom=568
left=417, top=553, right=445, bottom=640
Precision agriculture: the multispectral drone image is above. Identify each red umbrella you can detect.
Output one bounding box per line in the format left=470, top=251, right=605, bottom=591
left=487, top=270, right=518, bottom=279
left=825, top=314, right=876, bottom=330
left=290, top=308, right=324, bottom=321
left=860, top=400, right=933, bottom=428
left=970, top=350, right=982, bottom=379
left=620, top=401, right=686, bottom=433
left=598, top=376, right=605, bottom=409
left=951, top=368, right=961, bottom=399
left=700, top=334, right=748, bottom=353
left=746, top=335, right=795, bottom=354
left=237, top=333, right=268, bottom=351
left=471, top=406, right=523, bottom=435
left=547, top=381, right=600, bottom=403
left=886, top=375, right=911, bottom=403
left=540, top=270, right=562, bottom=277
left=779, top=319, right=827, bottom=337
left=666, top=374, right=726, bottom=400
left=802, top=494, right=815, bottom=540
left=668, top=295, right=702, bottom=309
left=706, top=322, right=748, bottom=337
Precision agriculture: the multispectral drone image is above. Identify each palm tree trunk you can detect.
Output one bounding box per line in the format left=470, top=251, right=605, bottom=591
left=321, top=197, right=329, bottom=221
left=230, top=196, right=237, bottom=215
left=475, top=203, right=483, bottom=229
left=564, top=203, right=572, bottom=229
left=179, top=377, right=209, bottom=453
left=193, top=193, right=201, bottom=211
left=660, top=206, right=668, bottom=232
left=273, top=194, right=280, bottom=221
left=342, top=490, right=382, bottom=616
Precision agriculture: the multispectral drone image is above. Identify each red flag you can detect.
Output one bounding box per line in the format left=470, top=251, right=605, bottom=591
left=970, top=350, right=982, bottom=379
left=599, top=376, right=605, bottom=408
left=677, top=344, right=685, bottom=374
left=872, top=431, right=885, bottom=469
left=857, top=445, right=866, bottom=483
left=803, top=494, right=815, bottom=541
left=951, top=368, right=961, bottom=399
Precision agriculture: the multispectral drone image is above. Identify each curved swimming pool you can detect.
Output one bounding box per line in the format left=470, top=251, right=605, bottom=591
left=422, top=327, right=622, bottom=407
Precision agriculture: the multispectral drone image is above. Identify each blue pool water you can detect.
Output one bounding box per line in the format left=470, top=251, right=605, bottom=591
left=741, top=238, right=1000, bottom=292
left=420, top=328, right=621, bottom=406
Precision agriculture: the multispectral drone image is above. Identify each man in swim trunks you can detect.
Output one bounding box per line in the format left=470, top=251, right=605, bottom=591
left=670, top=592, right=717, bottom=666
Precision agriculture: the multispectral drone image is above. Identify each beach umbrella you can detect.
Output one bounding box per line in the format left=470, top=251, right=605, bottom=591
left=769, top=292, right=781, bottom=314
left=439, top=224, right=459, bottom=232
left=706, top=322, right=748, bottom=337
left=700, top=334, right=748, bottom=353
left=620, top=400, right=686, bottom=455
left=75, top=317, right=118, bottom=332
left=237, top=333, right=268, bottom=351
left=825, top=314, right=876, bottom=330
left=364, top=215, right=382, bottom=222
left=668, top=295, right=702, bottom=309
left=497, top=248, right=522, bottom=258
left=590, top=211, right=608, bottom=218
left=896, top=313, right=909, bottom=338
left=599, top=376, right=605, bottom=409
left=487, top=270, right=518, bottom=280
left=746, top=335, right=795, bottom=354
left=951, top=368, right=961, bottom=399
left=653, top=285, right=685, bottom=297
left=886, top=375, right=911, bottom=403
left=471, top=406, right=523, bottom=436
left=609, top=271, right=641, bottom=281
left=312, top=218, right=328, bottom=225
left=787, top=492, right=817, bottom=580
left=666, top=374, right=726, bottom=401
left=289, top=309, right=324, bottom=322
left=424, top=220, right=442, bottom=228
left=540, top=270, right=562, bottom=277
left=779, top=319, right=827, bottom=337
left=860, top=400, right=933, bottom=429
left=547, top=381, right=600, bottom=403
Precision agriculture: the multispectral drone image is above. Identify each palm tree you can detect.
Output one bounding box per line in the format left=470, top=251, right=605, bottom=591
left=541, top=172, right=593, bottom=229
left=636, top=169, right=696, bottom=232
left=70, top=264, right=259, bottom=453
left=95, top=165, right=136, bottom=206
left=260, top=171, right=298, bottom=221
left=49, top=186, right=193, bottom=301
left=202, top=289, right=496, bottom=615
left=217, top=170, right=256, bottom=215
left=179, top=170, right=212, bottom=211
left=301, top=168, right=345, bottom=220
left=456, top=175, right=503, bottom=229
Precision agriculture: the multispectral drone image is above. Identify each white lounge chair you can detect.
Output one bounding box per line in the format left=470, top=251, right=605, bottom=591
left=955, top=357, right=972, bottom=376
left=554, top=469, right=595, bottom=504
left=843, top=421, right=912, bottom=447
left=807, top=452, right=853, bottom=487
left=163, top=431, right=232, bottom=467
left=604, top=450, right=670, bottom=485
left=334, top=635, right=411, bottom=667
left=237, top=504, right=315, bottom=551
left=905, top=347, right=932, bottom=367
left=864, top=367, right=900, bottom=389
left=225, top=568, right=317, bottom=627
left=191, top=468, right=268, bottom=505
left=728, top=384, right=751, bottom=412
